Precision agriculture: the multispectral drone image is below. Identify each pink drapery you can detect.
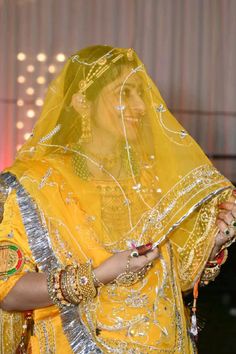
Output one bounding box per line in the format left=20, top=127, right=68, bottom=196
left=0, top=0, right=235, bottom=182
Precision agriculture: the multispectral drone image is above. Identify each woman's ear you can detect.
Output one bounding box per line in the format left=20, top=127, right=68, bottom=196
left=71, top=92, right=91, bottom=117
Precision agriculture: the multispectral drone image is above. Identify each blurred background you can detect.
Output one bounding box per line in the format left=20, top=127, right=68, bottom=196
left=0, top=0, right=235, bottom=352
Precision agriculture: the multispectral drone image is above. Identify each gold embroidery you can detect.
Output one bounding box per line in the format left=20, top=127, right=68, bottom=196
left=0, top=242, right=24, bottom=278
left=34, top=319, right=56, bottom=354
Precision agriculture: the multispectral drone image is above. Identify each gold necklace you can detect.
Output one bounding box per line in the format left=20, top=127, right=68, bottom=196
left=86, top=149, right=120, bottom=171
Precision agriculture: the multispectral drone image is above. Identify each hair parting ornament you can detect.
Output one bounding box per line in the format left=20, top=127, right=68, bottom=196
left=72, top=48, right=135, bottom=95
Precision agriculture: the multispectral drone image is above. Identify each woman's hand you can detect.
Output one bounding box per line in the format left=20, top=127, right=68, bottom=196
left=1, top=244, right=159, bottom=312
left=93, top=244, right=160, bottom=285
left=209, top=192, right=236, bottom=260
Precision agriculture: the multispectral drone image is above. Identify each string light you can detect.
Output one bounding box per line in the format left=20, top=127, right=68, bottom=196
left=17, top=99, right=24, bottom=106
left=48, top=65, right=56, bottom=73
left=36, top=76, right=46, bottom=84
left=26, top=109, right=35, bottom=118
left=37, top=53, right=47, bottom=62
left=17, top=76, right=26, bottom=84
left=26, top=87, right=35, bottom=95
left=15, top=51, right=61, bottom=150
left=56, top=53, right=66, bottom=62
left=17, top=52, right=26, bottom=61
left=35, top=98, right=44, bottom=106
left=27, top=65, right=35, bottom=72
left=16, top=121, right=24, bottom=129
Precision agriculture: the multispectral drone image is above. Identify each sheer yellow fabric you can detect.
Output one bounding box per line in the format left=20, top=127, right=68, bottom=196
left=0, top=45, right=233, bottom=353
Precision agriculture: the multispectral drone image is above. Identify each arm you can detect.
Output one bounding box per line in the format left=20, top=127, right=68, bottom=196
left=0, top=245, right=159, bottom=312
left=0, top=272, right=52, bottom=311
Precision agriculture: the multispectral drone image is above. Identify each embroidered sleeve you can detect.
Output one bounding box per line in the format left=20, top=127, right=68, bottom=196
left=0, top=190, right=36, bottom=301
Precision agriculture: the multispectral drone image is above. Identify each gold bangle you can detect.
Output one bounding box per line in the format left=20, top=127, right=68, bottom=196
left=47, top=262, right=97, bottom=308
left=47, top=269, right=71, bottom=308
left=200, top=265, right=221, bottom=286
left=76, top=262, right=97, bottom=301
left=207, top=248, right=228, bottom=267
left=92, top=270, right=104, bottom=288
left=64, top=265, right=84, bottom=304
left=61, top=267, right=82, bottom=305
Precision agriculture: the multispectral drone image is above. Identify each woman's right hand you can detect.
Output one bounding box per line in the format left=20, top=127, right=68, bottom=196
left=93, top=244, right=160, bottom=285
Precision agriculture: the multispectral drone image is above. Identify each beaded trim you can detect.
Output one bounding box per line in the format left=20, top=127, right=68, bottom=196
left=0, top=172, right=102, bottom=354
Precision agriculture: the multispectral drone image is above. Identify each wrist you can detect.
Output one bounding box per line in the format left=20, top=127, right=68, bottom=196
left=209, top=245, right=221, bottom=261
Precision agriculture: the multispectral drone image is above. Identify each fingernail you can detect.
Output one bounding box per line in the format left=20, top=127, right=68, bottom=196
left=218, top=203, right=224, bottom=208
left=232, top=190, right=236, bottom=195
left=145, top=243, right=152, bottom=248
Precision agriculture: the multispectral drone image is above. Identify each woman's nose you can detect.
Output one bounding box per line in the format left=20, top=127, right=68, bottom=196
left=131, top=92, right=146, bottom=114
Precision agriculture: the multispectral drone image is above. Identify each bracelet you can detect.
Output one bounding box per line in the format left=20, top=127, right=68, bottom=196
left=76, top=262, right=97, bottom=300
left=47, top=269, right=71, bottom=308
left=112, top=255, right=152, bottom=287
left=200, top=264, right=221, bottom=286
left=61, top=266, right=83, bottom=305
left=92, top=270, right=104, bottom=287
left=47, top=261, right=97, bottom=308
left=207, top=248, right=228, bottom=267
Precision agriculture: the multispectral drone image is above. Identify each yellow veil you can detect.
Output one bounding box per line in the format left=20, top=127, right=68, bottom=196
left=0, top=45, right=233, bottom=353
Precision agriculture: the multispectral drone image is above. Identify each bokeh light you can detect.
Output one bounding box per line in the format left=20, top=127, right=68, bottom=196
left=48, top=65, right=56, bottom=73
left=17, top=52, right=26, bottom=61
left=36, top=76, right=46, bottom=84
left=27, top=65, right=35, bottom=72
left=16, top=121, right=24, bottom=129
left=24, top=132, right=32, bottom=140
left=26, top=87, right=35, bottom=95
left=35, top=98, right=44, bottom=106
left=37, top=53, right=47, bottom=62
left=17, top=75, right=26, bottom=83
left=17, top=99, right=24, bottom=106
left=56, top=53, right=66, bottom=62
left=26, top=109, right=35, bottom=118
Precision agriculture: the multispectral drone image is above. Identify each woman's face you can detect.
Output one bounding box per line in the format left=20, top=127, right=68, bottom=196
left=92, top=67, right=146, bottom=142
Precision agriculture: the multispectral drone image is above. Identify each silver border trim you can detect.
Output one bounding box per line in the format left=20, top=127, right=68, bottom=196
left=1, top=172, right=102, bottom=354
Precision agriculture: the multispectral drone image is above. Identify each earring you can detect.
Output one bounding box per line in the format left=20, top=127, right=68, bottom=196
left=72, top=93, right=92, bottom=143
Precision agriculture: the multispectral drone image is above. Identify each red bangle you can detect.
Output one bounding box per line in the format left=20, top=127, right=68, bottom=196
left=207, top=248, right=228, bottom=267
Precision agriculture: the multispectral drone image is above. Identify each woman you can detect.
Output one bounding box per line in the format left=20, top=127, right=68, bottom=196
left=0, top=45, right=235, bottom=353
